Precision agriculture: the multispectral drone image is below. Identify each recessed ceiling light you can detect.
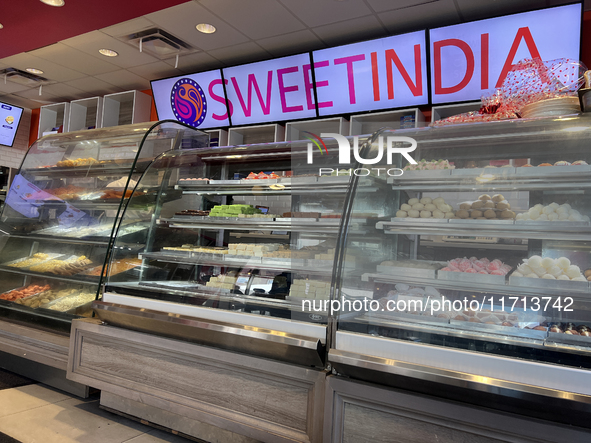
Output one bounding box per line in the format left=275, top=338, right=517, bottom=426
left=26, top=68, right=44, bottom=75
left=40, top=0, right=65, bottom=6
left=99, top=48, right=118, bottom=57
left=196, top=23, right=216, bottom=34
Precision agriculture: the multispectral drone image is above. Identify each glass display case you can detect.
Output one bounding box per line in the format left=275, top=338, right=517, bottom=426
left=94, top=134, right=385, bottom=367
left=332, top=115, right=591, bottom=400
left=0, top=121, right=208, bottom=332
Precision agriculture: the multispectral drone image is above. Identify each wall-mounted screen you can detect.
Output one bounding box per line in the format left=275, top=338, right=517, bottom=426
left=0, top=102, right=24, bottom=147
left=430, top=3, right=582, bottom=104
left=151, top=69, right=229, bottom=129
left=312, top=31, right=428, bottom=116
left=223, top=53, right=316, bottom=126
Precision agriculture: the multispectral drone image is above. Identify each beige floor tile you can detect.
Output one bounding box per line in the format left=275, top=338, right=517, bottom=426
left=0, top=384, right=71, bottom=418
left=123, top=430, right=191, bottom=443
left=0, top=397, right=149, bottom=443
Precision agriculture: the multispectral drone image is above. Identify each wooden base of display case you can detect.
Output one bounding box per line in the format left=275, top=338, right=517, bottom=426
left=0, top=319, right=89, bottom=397
left=67, top=318, right=326, bottom=443
left=323, top=375, right=591, bottom=443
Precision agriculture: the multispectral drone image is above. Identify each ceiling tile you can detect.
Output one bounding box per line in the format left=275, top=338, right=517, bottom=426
left=40, top=83, right=87, bottom=101
left=207, top=42, right=270, bottom=65
left=312, top=15, right=387, bottom=46
left=455, top=0, right=545, bottom=22
left=95, top=70, right=152, bottom=90
left=64, top=77, right=125, bottom=95
left=14, top=88, right=58, bottom=101
left=101, top=17, right=157, bottom=37
left=0, top=53, right=86, bottom=82
left=128, top=61, right=182, bottom=80
left=0, top=94, right=49, bottom=109
left=61, top=31, right=160, bottom=69
left=0, top=81, right=31, bottom=94
left=145, top=2, right=250, bottom=51
left=280, top=0, right=373, bottom=27
left=379, top=0, right=460, bottom=34
left=28, top=43, right=121, bottom=76
left=365, top=0, right=439, bottom=13
left=200, top=0, right=305, bottom=40
left=257, top=30, right=325, bottom=57
left=162, top=52, right=223, bottom=73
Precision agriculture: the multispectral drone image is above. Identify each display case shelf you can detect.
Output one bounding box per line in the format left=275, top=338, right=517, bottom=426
left=378, top=219, right=591, bottom=241
left=430, top=102, right=481, bottom=123
left=0, top=265, right=100, bottom=286
left=349, top=108, right=425, bottom=135
left=26, top=160, right=153, bottom=179
left=157, top=217, right=349, bottom=233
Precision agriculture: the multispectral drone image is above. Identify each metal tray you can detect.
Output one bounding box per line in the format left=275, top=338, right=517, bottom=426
left=0, top=253, right=64, bottom=269
left=284, top=176, right=317, bottom=184
left=515, top=164, right=591, bottom=177
left=376, top=263, right=444, bottom=279
left=438, top=270, right=507, bottom=285
left=208, top=180, right=239, bottom=185
left=40, top=292, right=97, bottom=312
left=391, top=217, right=448, bottom=223
left=224, top=255, right=262, bottom=264
left=450, top=219, right=514, bottom=225
left=449, top=319, right=547, bottom=340
left=451, top=167, right=516, bottom=177
left=261, top=258, right=306, bottom=267
left=547, top=331, right=591, bottom=347
left=393, top=169, right=452, bottom=181
left=240, top=178, right=278, bottom=185
left=508, top=275, right=590, bottom=292
left=514, top=220, right=591, bottom=228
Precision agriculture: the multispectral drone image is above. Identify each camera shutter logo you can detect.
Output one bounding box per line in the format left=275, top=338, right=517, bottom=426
left=171, top=78, right=207, bottom=127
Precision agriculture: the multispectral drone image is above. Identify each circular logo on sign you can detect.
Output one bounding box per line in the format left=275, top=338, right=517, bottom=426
left=170, top=78, right=207, bottom=127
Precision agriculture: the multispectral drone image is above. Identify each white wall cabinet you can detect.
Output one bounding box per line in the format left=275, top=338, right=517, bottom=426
left=102, top=90, right=152, bottom=128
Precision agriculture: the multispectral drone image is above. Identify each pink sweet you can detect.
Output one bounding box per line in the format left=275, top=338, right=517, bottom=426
left=465, top=268, right=477, bottom=273
left=469, top=256, right=478, bottom=262
left=501, top=264, right=512, bottom=272
left=490, top=270, right=505, bottom=276
left=450, top=258, right=462, bottom=266
left=478, top=270, right=489, bottom=274
left=480, top=258, right=490, bottom=265
left=458, top=259, right=472, bottom=271
left=492, top=259, right=503, bottom=266
left=487, top=262, right=501, bottom=272
left=441, top=267, right=452, bottom=272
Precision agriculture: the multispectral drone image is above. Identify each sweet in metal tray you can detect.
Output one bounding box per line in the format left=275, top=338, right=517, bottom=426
left=261, top=257, right=306, bottom=268
left=239, top=178, right=279, bottom=185
left=508, top=275, right=590, bottom=292
left=224, top=255, right=262, bottom=264
left=451, top=167, right=516, bottom=177
left=448, top=319, right=547, bottom=340
left=514, top=220, right=591, bottom=228
left=392, top=169, right=452, bottom=181
left=0, top=253, right=65, bottom=270
left=547, top=331, right=591, bottom=347
left=438, top=270, right=506, bottom=285
left=377, top=261, right=445, bottom=279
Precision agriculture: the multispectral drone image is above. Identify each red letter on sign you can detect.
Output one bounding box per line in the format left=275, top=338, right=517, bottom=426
left=386, top=44, right=423, bottom=99
left=231, top=71, right=273, bottom=117
left=495, top=27, right=541, bottom=88
left=433, top=39, right=474, bottom=94
left=481, top=33, right=489, bottom=90
left=334, top=54, right=365, bottom=104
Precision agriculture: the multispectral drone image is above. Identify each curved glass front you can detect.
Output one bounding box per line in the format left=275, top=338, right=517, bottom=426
left=335, top=115, right=591, bottom=370
left=0, top=121, right=208, bottom=330
left=104, top=134, right=375, bottom=331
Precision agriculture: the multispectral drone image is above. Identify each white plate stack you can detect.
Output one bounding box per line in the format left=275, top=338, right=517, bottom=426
left=521, top=96, right=580, bottom=118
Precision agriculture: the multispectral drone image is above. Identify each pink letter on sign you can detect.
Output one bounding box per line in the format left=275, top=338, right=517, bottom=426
left=277, top=66, right=304, bottom=113
left=209, top=78, right=231, bottom=120
left=334, top=54, right=366, bottom=104
left=313, top=60, right=333, bottom=109
left=231, top=71, right=273, bottom=117
left=303, top=64, right=315, bottom=110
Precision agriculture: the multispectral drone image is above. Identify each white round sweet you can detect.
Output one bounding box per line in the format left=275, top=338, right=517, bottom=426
left=568, top=215, right=582, bottom=222
left=584, top=216, right=591, bottom=222
left=548, top=266, right=563, bottom=277
left=408, top=198, right=419, bottom=205
left=541, top=257, right=555, bottom=269
left=529, top=208, right=541, bottom=217
left=512, top=271, right=524, bottom=277
left=549, top=203, right=560, bottom=209
left=412, top=203, right=424, bottom=210
left=572, top=276, right=587, bottom=282
left=528, top=256, right=543, bottom=268
left=518, top=264, right=533, bottom=275
left=542, top=274, right=556, bottom=279
left=532, top=266, right=547, bottom=277
left=408, top=209, right=420, bottom=218
left=556, top=206, right=568, bottom=215
left=400, top=204, right=411, bottom=211
left=432, top=209, right=444, bottom=219
left=516, top=213, right=524, bottom=220
left=538, top=214, right=549, bottom=221
left=547, top=213, right=559, bottom=221
left=556, top=257, right=571, bottom=269
left=444, top=212, right=455, bottom=219
left=563, top=203, right=572, bottom=210
left=525, top=273, right=539, bottom=279
left=529, top=211, right=540, bottom=220
left=542, top=206, right=554, bottom=215
left=557, top=274, right=570, bottom=280
left=570, top=209, right=581, bottom=217
left=558, top=213, right=570, bottom=220
left=420, top=210, right=431, bottom=218
left=534, top=204, right=544, bottom=210
left=521, top=213, right=530, bottom=220
left=424, top=203, right=437, bottom=211
left=566, top=265, right=581, bottom=279
left=396, top=210, right=408, bottom=218
left=438, top=204, right=452, bottom=213
left=432, top=197, right=445, bottom=205
left=420, top=197, right=432, bottom=204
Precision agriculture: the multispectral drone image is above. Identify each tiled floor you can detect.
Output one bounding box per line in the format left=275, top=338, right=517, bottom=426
left=0, top=384, right=192, bottom=443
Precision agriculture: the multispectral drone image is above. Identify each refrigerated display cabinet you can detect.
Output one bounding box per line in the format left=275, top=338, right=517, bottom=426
left=329, top=116, right=591, bottom=436
left=0, top=121, right=208, bottom=394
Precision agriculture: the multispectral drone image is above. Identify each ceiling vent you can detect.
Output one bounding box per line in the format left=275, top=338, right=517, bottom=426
left=0, top=68, right=50, bottom=86
left=122, top=28, right=194, bottom=58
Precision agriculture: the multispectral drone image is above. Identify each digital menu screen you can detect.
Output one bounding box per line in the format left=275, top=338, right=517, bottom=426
left=0, top=102, right=24, bottom=147
left=223, top=53, right=317, bottom=126
left=151, top=69, right=230, bottom=129
left=312, top=31, right=428, bottom=116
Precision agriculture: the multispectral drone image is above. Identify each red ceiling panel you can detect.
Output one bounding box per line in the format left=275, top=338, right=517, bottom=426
left=0, top=0, right=190, bottom=59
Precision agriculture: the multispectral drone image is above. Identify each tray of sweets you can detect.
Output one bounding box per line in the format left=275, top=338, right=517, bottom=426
left=1, top=253, right=64, bottom=269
